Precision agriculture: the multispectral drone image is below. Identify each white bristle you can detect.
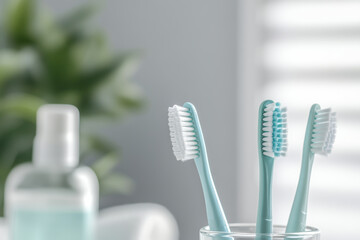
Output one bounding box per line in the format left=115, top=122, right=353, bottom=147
left=311, top=108, right=336, bottom=155
left=168, top=105, right=199, bottom=161
left=262, top=102, right=288, bottom=158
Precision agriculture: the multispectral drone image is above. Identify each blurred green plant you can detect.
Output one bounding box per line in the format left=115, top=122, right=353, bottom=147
left=0, top=0, right=144, bottom=215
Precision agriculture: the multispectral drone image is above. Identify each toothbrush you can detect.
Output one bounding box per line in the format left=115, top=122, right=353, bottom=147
left=256, top=100, right=288, bottom=237
left=286, top=104, right=336, bottom=233
left=168, top=102, right=230, bottom=233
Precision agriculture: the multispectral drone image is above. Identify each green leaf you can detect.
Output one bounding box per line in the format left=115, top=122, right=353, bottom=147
left=100, top=173, right=135, bottom=195
left=76, top=52, right=140, bottom=91
left=118, top=94, right=145, bottom=110
left=0, top=49, right=38, bottom=86
left=72, top=32, right=109, bottom=70
left=91, top=152, right=119, bottom=178
left=89, top=136, right=117, bottom=153
left=0, top=121, right=34, bottom=171
left=0, top=50, right=23, bottom=84
left=91, top=152, right=135, bottom=195
left=0, top=94, right=46, bottom=122
left=58, top=3, right=98, bottom=33
left=4, top=0, right=35, bottom=46
left=86, top=51, right=143, bottom=115
left=113, top=51, right=142, bottom=81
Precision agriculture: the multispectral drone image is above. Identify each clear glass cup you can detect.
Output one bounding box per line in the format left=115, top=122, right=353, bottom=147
left=200, top=223, right=320, bottom=240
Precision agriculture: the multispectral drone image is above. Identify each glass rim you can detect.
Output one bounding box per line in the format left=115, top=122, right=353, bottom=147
left=200, top=223, right=320, bottom=237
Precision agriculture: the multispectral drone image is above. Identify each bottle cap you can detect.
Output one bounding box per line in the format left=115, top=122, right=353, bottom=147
left=33, top=104, right=79, bottom=169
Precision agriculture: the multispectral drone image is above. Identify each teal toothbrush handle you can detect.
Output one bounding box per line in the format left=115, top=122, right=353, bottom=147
left=256, top=155, right=274, bottom=234
left=286, top=153, right=314, bottom=233
left=184, top=102, right=230, bottom=233
left=256, top=100, right=275, bottom=239
left=286, top=104, right=319, bottom=233
left=195, top=156, right=230, bottom=232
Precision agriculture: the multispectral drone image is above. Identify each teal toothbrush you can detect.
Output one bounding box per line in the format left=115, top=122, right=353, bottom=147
left=286, top=104, right=336, bottom=233
left=256, top=100, right=288, bottom=237
left=168, top=102, right=230, bottom=233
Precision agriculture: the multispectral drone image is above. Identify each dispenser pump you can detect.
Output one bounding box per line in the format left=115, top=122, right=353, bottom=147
left=33, top=104, right=79, bottom=169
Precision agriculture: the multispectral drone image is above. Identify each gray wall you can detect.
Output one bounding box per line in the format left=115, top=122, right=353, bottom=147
left=45, top=1, right=239, bottom=239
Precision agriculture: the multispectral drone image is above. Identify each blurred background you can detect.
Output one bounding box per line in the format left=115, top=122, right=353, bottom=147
left=0, top=0, right=359, bottom=240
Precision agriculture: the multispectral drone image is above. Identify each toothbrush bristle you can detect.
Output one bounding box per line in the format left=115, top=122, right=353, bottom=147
left=311, top=108, right=336, bottom=155
left=168, top=105, right=199, bottom=161
left=262, top=102, right=288, bottom=158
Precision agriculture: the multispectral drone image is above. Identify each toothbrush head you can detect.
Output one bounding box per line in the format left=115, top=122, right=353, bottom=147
left=310, top=106, right=336, bottom=155
left=168, top=104, right=199, bottom=161
left=260, top=100, right=288, bottom=158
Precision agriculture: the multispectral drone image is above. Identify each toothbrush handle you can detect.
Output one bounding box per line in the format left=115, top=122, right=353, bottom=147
left=184, top=102, right=230, bottom=237
left=256, top=155, right=274, bottom=237
left=286, top=153, right=314, bottom=233
left=195, top=156, right=230, bottom=233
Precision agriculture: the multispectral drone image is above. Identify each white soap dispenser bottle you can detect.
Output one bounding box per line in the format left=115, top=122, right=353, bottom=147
left=5, top=104, right=99, bottom=240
